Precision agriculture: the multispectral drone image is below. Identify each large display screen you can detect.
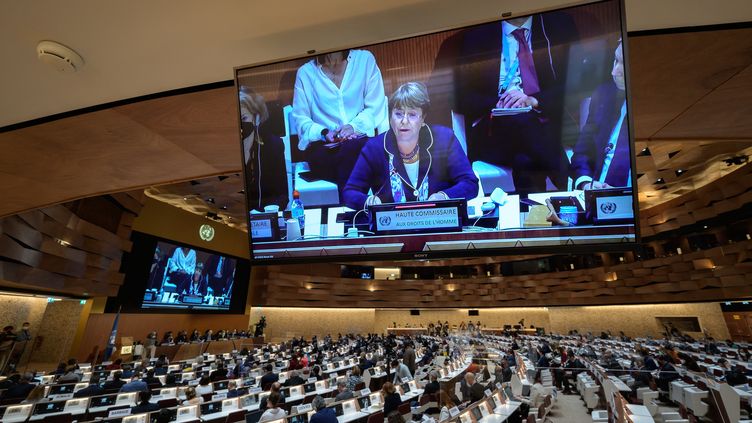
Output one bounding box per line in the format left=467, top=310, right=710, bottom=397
left=143, top=241, right=238, bottom=310
left=111, top=232, right=250, bottom=313
left=236, top=0, right=637, bottom=263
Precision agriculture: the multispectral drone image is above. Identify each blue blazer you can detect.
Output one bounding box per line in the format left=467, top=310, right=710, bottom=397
left=570, top=81, right=630, bottom=187
left=343, top=124, right=479, bottom=210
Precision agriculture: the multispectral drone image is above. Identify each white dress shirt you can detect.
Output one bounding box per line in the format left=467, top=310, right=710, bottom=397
left=167, top=248, right=196, bottom=275
left=292, top=49, right=389, bottom=151
left=498, top=17, right=533, bottom=95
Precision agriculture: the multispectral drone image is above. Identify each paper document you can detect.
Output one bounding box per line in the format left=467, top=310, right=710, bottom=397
left=491, top=106, right=532, bottom=117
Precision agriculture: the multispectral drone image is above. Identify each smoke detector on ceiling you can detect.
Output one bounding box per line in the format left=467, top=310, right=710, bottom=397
left=37, top=40, right=84, bottom=73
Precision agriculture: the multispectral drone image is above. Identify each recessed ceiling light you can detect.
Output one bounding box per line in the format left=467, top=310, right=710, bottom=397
left=675, top=169, right=686, bottom=176
left=655, top=178, right=665, bottom=184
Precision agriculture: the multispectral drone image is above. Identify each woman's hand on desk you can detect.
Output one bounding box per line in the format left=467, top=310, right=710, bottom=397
left=582, top=181, right=612, bottom=190
left=427, top=192, right=449, bottom=201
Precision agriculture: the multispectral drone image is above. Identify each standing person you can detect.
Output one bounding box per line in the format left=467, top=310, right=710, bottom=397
left=403, top=342, right=416, bottom=377
left=435, top=12, right=577, bottom=194
left=390, top=359, right=411, bottom=384
left=9, top=322, right=31, bottom=372
left=0, top=326, right=18, bottom=375
left=145, top=331, right=158, bottom=360
left=292, top=49, right=389, bottom=192
left=570, top=40, right=631, bottom=190
left=167, top=246, right=196, bottom=294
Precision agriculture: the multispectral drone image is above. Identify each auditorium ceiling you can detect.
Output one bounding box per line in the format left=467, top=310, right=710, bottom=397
left=0, top=1, right=750, bottom=222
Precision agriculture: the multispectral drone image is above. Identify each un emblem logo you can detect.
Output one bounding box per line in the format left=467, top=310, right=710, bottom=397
left=379, top=216, right=392, bottom=227
left=600, top=201, right=617, bottom=215
left=199, top=224, right=215, bottom=241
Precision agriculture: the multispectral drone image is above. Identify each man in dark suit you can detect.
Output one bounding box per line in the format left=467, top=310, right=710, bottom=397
left=131, top=391, right=161, bottom=414
left=204, top=254, right=235, bottom=297
left=459, top=372, right=485, bottom=403
left=260, top=364, right=278, bottom=390
left=103, top=371, right=126, bottom=391
left=402, top=342, right=416, bottom=376
left=570, top=41, right=631, bottom=189
left=430, top=12, right=577, bottom=194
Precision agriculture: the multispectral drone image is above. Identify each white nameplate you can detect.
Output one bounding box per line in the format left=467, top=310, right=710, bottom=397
left=308, top=377, right=317, bottom=383
left=212, top=393, right=228, bottom=401
left=449, top=406, right=460, bottom=417
left=375, top=207, right=460, bottom=232
left=485, top=389, right=493, bottom=398
left=359, top=388, right=371, bottom=396
left=109, top=408, right=132, bottom=418
left=495, top=382, right=502, bottom=390
left=595, top=195, right=634, bottom=220
left=297, top=404, right=313, bottom=413
left=401, top=377, right=411, bottom=383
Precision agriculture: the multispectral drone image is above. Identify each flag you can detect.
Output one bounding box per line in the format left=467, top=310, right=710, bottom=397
left=103, top=306, right=121, bottom=362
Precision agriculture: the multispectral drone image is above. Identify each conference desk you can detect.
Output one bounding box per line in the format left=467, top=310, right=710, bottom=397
left=252, top=190, right=635, bottom=260
left=386, top=328, right=428, bottom=336
left=481, top=328, right=537, bottom=335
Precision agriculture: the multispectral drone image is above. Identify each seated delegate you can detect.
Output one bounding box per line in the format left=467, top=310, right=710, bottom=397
left=343, top=82, right=479, bottom=211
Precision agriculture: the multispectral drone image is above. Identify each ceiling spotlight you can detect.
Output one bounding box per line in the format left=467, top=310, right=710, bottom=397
left=637, top=147, right=652, bottom=157
left=207, top=197, right=215, bottom=204
left=221, top=205, right=228, bottom=210
left=675, top=169, right=686, bottom=176
left=655, top=178, right=665, bottom=184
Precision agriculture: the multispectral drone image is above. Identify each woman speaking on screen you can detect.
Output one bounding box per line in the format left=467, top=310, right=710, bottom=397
left=343, top=82, right=478, bottom=211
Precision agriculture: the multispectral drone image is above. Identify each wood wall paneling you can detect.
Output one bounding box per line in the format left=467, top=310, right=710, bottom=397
left=0, top=192, right=144, bottom=297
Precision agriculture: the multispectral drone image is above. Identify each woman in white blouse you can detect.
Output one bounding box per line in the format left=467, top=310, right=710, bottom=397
left=292, top=49, right=388, bottom=190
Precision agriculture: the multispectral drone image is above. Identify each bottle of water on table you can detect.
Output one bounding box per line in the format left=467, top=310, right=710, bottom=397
left=291, top=190, right=305, bottom=236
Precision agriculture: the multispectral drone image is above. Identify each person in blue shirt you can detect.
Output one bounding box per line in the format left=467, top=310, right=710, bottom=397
left=309, top=395, right=338, bottom=423
left=119, top=374, right=148, bottom=393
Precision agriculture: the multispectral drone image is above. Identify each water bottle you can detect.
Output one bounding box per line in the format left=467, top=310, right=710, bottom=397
left=290, top=190, right=305, bottom=236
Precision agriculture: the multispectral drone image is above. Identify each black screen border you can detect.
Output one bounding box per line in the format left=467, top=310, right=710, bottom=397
left=235, top=0, right=640, bottom=265
left=108, top=231, right=251, bottom=314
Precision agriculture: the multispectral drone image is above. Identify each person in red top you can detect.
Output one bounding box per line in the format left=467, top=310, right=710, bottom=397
left=289, top=353, right=300, bottom=370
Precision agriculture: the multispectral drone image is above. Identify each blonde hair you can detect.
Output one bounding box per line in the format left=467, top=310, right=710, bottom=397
left=239, top=86, right=269, bottom=124
left=388, top=82, right=430, bottom=115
